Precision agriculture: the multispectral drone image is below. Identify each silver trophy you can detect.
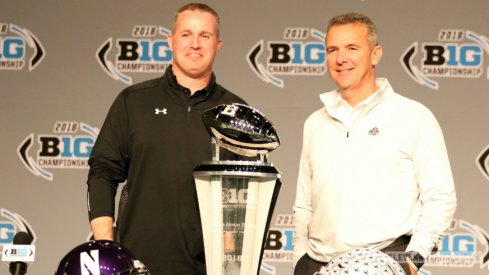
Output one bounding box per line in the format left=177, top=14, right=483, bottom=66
left=193, top=103, right=281, bottom=275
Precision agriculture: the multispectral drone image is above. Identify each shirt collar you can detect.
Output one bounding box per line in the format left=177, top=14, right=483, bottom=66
left=165, top=65, right=215, bottom=98
left=333, top=88, right=380, bottom=111
left=323, top=78, right=391, bottom=111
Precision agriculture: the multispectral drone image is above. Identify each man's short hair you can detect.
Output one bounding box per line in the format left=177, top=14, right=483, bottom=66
left=327, top=12, right=379, bottom=48
left=173, top=3, right=220, bottom=38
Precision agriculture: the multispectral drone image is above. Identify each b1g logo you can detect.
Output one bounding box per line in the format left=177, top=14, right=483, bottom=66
left=248, top=28, right=326, bottom=88
left=425, top=219, right=489, bottom=271
left=476, top=144, right=489, bottom=181
left=97, top=25, right=172, bottom=84
left=17, top=121, right=99, bottom=181
left=0, top=23, right=45, bottom=71
left=402, top=29, right=489, bottom=90
left=260, top=214, right=295, bottom=274
left=221, top=187, right=255, bottom=204
left=0, top=208, right=36, bottom=246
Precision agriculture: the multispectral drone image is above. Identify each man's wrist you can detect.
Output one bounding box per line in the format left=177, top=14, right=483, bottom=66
left=405, top=251, right=425, bottom=270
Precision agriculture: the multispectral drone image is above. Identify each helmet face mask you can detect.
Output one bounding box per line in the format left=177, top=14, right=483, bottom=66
left=55, top=240, right=150, bottom=275
left=118, top=260, right=150, bottom=275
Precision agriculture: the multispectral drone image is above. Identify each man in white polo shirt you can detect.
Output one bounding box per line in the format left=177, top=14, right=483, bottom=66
left=293, top=12, right=457, bottom=275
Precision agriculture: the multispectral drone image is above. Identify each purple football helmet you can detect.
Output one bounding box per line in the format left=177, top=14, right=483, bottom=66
left=55, top=240, right=149, bottom=275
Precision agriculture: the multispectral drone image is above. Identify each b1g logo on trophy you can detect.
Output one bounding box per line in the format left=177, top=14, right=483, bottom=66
left=194, top=103, right=281, bottom=275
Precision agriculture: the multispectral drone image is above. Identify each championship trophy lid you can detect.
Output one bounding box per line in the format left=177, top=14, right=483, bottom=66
left=202, top=103, right=280, bottom=157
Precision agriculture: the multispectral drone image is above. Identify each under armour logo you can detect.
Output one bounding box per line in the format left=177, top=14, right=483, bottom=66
left=368, top=127, right=379, bottom=136
left=155, top=108, right=167, bottom=115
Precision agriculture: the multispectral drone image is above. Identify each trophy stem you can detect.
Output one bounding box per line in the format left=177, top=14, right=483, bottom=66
left=212, top=137, right=220, bottom=161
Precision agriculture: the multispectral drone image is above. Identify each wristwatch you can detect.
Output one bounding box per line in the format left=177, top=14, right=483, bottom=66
left=405, top=251, right=425, bottom=270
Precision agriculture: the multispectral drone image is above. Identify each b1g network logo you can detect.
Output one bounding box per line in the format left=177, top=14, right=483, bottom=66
left=18, top=121, right=99, bottom=181
left=260, top=214, right=294, bottom=274
left=402, top=29, right=489, bottom=90
left=248, top=27, right=326, bottom=88
left=425, top=219, right=489, bottom=271
left=0, top=208, right=36, bottom=247
left=97, top=25, right=172, bottom=85
left=0, top=23, right=45, bottom=71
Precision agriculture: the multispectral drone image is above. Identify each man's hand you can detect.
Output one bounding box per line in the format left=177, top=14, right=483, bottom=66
left=408, top=264, right=417, bottom=275
left=90, top=216, right=114, bottom=240
left=405, top=251, right=424, bottom=275
left=223, top=232, right=236, bottom=253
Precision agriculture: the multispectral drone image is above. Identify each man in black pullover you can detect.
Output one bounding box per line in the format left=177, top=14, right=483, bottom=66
left=87, top=3, right=246, bottom=274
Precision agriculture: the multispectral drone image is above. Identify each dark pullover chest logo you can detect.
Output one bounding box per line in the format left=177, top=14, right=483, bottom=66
left=154, top=108, right=168, bottom=115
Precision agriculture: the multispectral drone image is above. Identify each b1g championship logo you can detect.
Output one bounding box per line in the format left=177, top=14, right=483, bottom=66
left=402, top=29, right=489, bottom=90
left=0, top=208, right=36, bottom=247
left=248, top=28, right=326, bottom=88
left=0, top=23, right=45, bottom=71
left=18, top=121, right=99, bottom=181
left=425, top=219, right=489, bottom=271
left=261, top=214, right=294, bottom=274
left=97, top=25, right=172, bottom=84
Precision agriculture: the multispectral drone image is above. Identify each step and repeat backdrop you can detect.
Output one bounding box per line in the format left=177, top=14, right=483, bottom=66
left=1, top=0, right=489, bottom=274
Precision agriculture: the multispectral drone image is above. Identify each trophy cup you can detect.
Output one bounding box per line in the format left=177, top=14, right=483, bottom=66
left=193, top=103, right=281, bottom=275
